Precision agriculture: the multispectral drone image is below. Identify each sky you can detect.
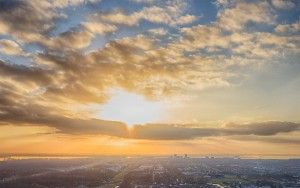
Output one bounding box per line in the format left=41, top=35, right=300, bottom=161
left=0, top=0, right=299, bottom=156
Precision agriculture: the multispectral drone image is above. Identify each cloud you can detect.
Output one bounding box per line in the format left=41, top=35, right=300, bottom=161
left=214, top=0, right=237, bottom=7
left=177, top=1, right=298, bottom=63
left=271, top=0, right=295, bottom=9
left=275, top=22, right=300, bottom=34
left=1, top=85, right=299, bottom=140
left=148, top=28, right=168, bottom=36
left=49, top=29, right=95, bottom=50
left=0, top=31, right=216, bottom=108
left=179, top=25, right=230, bottom=51
left=50, top=0, right=101, bottom=8
left=1, top=85, right=298, bottom=141
left=130, top=124, right=218, bottom=140
left=34, top=34, right=191, bottom=101
left=82, top=22, right=117, bottom=35
left=129, top=121, right=300, bottom=140
left=223, top=121, right=300, bottom=136
left=94, top=1, right=197, bottom=26
left=0, top=58, right=299, bottom=140
left=0, top=0, right=299, bottom=144
left=130, top=0, right=157, bottom=4
left=0, top=60, right=53, bottom=85
left=0, top=0, right=110, bottom=49
left=0, top=39, right=24, bottom=56
left=0, top=104, right=127, bottom=136
left=0, top=0, right=60, bottom=43
left=217, top=1, right=274, bottom=31
left=231, top=135, right=300, bottom=145
left=35, top=23, right=116, bottom=50
left=0, top=82, right=127, bottom=136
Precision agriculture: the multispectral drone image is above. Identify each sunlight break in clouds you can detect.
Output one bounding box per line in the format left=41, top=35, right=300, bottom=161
left=99, top=89, right=165, bottom=126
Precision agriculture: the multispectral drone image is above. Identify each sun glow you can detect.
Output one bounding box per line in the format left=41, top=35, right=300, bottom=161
left=99, top=89, right=164, bottom=126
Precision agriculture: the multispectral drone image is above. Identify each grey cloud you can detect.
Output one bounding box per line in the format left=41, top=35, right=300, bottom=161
left=231, top=135, right=300, bottom=145
left=0, top=60, right=53, bottom=85
left=271, top=0, right=296, bottom=9
left=224, top=121, right=300, bottom=136
left=0, top=85, right=127, bottom=136
left=1, top=109, right=128, bottom=137
left=0, top=0, right=59, bottom=41
left=129, top=122, right=300, bottom=140
left=130, top=124, right=219, bottom=140
left=0, top=0, right=107, bottom=50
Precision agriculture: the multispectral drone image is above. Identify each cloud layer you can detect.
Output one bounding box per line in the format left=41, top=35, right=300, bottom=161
left=0, top=0, right=299, bottom=146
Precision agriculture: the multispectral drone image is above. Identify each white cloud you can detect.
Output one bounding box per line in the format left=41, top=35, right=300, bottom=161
left=83, top=22, right=117, bottom=34
left=50, top=0, right=101, bottom=8
left=148, top=28, right=168, bottom=36
left=275, top=22, right=300, bottom=34
left=217, top=2, right=274, bottom=31
left=271, top=0, right=295, bottom=9
left=96, top=1, right=197, bottom=26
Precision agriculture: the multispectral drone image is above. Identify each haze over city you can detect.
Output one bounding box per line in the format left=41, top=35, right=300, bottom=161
left=0, top=0, right=300, bottom=158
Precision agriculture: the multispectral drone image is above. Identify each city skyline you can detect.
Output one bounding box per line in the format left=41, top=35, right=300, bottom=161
left=0, top=0, right=300, bottom=156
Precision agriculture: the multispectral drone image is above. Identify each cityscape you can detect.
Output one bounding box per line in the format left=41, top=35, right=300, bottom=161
left=0, top=155, right=300, bottom=188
